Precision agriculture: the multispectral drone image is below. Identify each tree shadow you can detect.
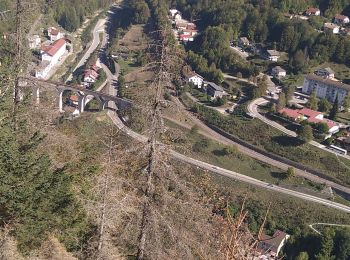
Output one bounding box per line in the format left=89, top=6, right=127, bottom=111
left=212, top=149, right=226, bottom=156
left=271, top=171, right=287, bottom=180
left=272, top=135, right=304, bottom=147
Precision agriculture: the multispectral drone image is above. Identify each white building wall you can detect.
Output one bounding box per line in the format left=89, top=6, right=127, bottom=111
left=302, top=78, right=348, bottom=104
left=189, top=75, right=203, bottom=88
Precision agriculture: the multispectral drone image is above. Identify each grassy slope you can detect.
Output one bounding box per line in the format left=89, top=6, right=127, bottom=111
left=180, top=93, right=350, bottom=186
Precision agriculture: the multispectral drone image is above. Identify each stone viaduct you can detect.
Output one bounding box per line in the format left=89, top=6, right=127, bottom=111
left=20, top=77, right=132, bottom=113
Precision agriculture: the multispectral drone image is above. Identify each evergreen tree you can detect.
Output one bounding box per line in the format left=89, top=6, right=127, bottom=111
left=299, top=124, right=313, bottom=142
left=329, top=96, right=339, bottom=120
left=318, top=99, right=331, bottom=113
left=307, top=90, right=318, bottom=110
left=277, top=92, right=287, bottom=110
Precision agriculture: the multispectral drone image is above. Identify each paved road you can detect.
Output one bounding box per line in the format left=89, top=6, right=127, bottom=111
left=247, top=97, right=350, bottom=160
left=66, top=18, right=107, bottom=82
left=223, top=73, right=257, bottom=86
left=309, top=223, right=350, bottom=235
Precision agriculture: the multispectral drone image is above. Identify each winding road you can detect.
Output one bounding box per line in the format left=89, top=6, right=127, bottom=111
left=65, top=7, right=350, bottom=213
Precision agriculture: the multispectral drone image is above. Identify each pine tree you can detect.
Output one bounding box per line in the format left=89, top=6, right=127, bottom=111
left=329, top=95, right=339, bottom=120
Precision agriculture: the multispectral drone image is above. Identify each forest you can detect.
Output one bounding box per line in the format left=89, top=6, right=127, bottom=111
left=170, top=0, right=350, bottom=76
left=48, top=0, right=114, bottom=32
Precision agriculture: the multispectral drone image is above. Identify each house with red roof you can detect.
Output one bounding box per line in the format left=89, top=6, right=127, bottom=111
left=279, top=107, right=339, bottom=134
left=305, top=7, right=320, bottom=16
left=84, top=69, right=99, bottom=83
left=334, top=14, right=350, bottom=24
left=36, top=38, right=67, bottom=79
left=47, top=27, right=64, bottom=42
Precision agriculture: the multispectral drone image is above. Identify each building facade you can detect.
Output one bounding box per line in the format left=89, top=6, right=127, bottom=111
left=302, top=74, right=349, bottom=104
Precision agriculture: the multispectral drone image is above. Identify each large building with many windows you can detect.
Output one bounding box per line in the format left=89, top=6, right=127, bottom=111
left=302, top=74, right=350, bottom=104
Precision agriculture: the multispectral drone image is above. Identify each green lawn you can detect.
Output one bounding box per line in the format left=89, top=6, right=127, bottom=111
left=180, top=93, right=350, bottom=186
left=164, top=119, right=339, bottom=199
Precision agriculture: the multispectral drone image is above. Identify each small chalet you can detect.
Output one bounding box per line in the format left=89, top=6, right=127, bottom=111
left=271, top=66, right=286, bottom=79
left=182, top=66, right=204, bottom=88
left=238, top=37, right=250, bottom=47
left=257, top=230, right=290, bottom=259
left=323, top=23, right=340, bottom=34
left=314, top=67, right=335, bottom=79
left=334, top=14, right=350, bottom=24
left=204, top=81, right=226, bottom=99
left=305, top=7, right=320, bottom=16
left=47, top=27, right=64, bottom=42
left=84, top=69, right=99, bottom=83
left=265, top=50, right=280, bottom=62
left=279, top=107, right=339, bottom=134
left=70, top=95, right=79, bottom=106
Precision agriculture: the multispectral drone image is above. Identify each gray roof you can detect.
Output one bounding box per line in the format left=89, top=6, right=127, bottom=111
left=272, top=66, right=286, bottom=73
left=305, top=74, right=350, bottom=91
left=239, top=37, right=250, bottom=44
left=266, top=49, right=280, bottom=56
left=205, top=81, right=224, bottom=92
left=316, top=67, right=335, bottom=74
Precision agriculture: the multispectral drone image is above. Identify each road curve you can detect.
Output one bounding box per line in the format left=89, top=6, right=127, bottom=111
left=247, top=97, right=350, bottom=160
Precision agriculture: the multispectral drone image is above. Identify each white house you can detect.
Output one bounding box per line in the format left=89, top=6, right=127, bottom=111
left=47, top=27, right=64, bottom=42
left=302, top=74, right=350, bottom=104
left=183, top=66, right=204, bottom=88
left=36, top=38, right=66, bottom=79
left=305, top=7, right=320, bottom=16
left=84, top=69, right=98, bottom=83
left=40, top=38, right=66, bottom=65
left=265, top=50, right=280, bottom=62
left=169, top=9, right=182, bottom=20
left=28, top=35, right=41, bottom=49
left=314, top=67, right=335, bottom=79
left=323, top=23, right=340, bottom=34
left=334, top=14, right=350, bottom=24
left=271, top=66, right=286, bottom=79
left=257, top=230, right=290, bottom=259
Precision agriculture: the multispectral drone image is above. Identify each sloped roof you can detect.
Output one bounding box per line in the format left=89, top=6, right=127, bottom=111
left=306, top=7, right=320, bottom=14
left=206, top=81, right=224, bottom=92
left=267, top=50, right=280, bottom=56
left=335, top=14, right=349, bottom=21
left=305, top=74, right=350, bottom=91
left=41, top=38, right=66, bottom=56
left=182, top=66, right=203, bottom=79
left=272, top=66, right=286, bottom=73
left=324, top=22, right=339, bottom=29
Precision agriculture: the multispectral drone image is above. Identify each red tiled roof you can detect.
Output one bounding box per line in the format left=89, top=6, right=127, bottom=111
left=42, top=39, right=66, bottom=56
left=70, top=95, right=79, bottom=102
left=279, top=108, right=300, bottom=119
left=84, top=69, right=98, bottom=79
left=335, top=14, right=348, bottom=20
left=298, top=107, right=323, bottom=118
left=306, top=7, right=320, bottom=13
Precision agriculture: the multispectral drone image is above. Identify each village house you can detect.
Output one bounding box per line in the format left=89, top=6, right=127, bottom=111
left=47, top=27, right=64, bottom=42
left=169, top=9, right=182, bottom=20
left=271, top=66, right=286, bottom=79
left=323, top=23, right=340, bottom=34
left=69, top=94, right=79, bottom=106
left=204, top=81, right=226, bottom=99
left=305, top=7, right=320, bottom=16
left=35, top=38, right=67, bottom=79
left=183, top=66, right=204, bottom=88
left=264, top=50, right=280, bottom=62
left=238, top=37, right=250, bottom=47
left=279, top=107, right=339, bottom=134
left=28, top=35, right=41, bottom=49
left=256, top=230, right=290, bottom=260
left=334, top=14, right=350, bottom=24
left=84, top=69, right=99, bottom=83
left=302, top=74, right=349, bottom=104
left=314, top=67, right=335, bottom=79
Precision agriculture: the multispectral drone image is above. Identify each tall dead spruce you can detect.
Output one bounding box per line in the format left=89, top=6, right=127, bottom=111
left=137, top=28, right=180, bottom=259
